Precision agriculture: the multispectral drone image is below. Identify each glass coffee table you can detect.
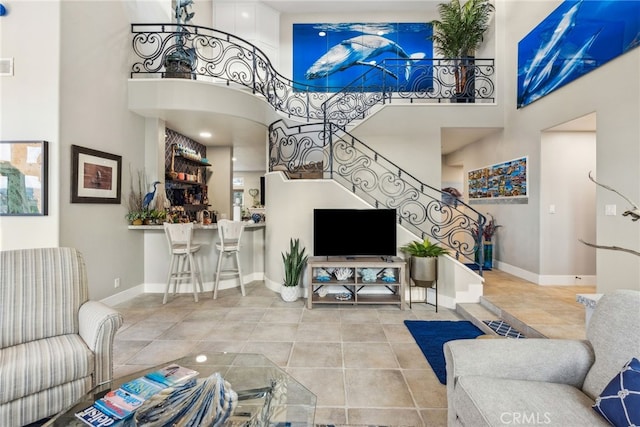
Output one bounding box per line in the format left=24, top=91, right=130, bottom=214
left=45, top=352, right=316, bottom=426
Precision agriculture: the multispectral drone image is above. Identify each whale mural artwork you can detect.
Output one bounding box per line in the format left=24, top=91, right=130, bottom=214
left=293, top=23, right=433, bottom=92
left=517, top=0, right=640, bottom=108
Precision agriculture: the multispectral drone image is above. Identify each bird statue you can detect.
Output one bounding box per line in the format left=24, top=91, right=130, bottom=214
left=143, top=181, right=161, bottom=210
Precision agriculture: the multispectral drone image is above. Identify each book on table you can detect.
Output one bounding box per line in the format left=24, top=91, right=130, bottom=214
left=74, top=364, right=199, bottom=426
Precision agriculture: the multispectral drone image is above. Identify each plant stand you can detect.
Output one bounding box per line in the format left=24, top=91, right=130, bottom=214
left=408, top=257, right=438, bottom=312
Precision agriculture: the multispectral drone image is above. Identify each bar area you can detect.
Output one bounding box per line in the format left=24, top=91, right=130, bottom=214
left=127, top=126, right=266, bottom=297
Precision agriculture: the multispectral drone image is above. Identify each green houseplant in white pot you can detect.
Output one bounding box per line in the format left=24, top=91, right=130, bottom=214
left=281, top=238, right=308, bottom=302
left=400, top=238, right=449, bottom=287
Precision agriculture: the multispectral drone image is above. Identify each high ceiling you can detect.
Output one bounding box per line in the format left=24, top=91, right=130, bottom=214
left=259, top=0, right=440, bottom=14
left=164, top=1, right=595, bottom=172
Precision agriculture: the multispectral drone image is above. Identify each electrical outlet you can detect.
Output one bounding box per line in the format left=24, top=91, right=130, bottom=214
left=114, top=278, right=120, bottom=288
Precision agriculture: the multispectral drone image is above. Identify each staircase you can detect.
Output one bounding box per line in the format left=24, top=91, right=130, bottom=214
left=130, top=23, right=498, bottom=283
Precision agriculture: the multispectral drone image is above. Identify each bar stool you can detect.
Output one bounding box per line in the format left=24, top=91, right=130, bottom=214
left=213, top=219, right=246, bottom=299
left=163, top=222, right=204, bottom=303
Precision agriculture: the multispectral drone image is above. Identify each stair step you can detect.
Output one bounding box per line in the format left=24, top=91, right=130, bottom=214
left=479, top=296, right=547, bottom=338
left=458, top=300, right=547, bottom=339
left=456, top=303, right=500, bottom=336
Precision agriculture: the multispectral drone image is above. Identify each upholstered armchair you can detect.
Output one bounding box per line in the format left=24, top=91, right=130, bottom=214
left=0, top=247, right=124, bottom=426
left=445, top=289, right=640, bottom=426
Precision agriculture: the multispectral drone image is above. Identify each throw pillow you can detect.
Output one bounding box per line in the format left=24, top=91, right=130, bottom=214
left=593, top=357, right=640, bottom=427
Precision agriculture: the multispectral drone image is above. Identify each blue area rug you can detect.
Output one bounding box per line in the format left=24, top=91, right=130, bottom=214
left=404, top=320, right=484, bottom=384
left=464, top=263, right=491, bottom=271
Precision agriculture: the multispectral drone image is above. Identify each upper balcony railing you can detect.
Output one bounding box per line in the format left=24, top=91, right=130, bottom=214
left=131, top=24, right=495, bottom=124
left=322, top=57, right=495, bottom=127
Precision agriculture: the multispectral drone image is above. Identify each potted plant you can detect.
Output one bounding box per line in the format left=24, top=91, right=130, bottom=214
left=126, top=210, right=145, bottom=226
left=430, top=0, right=495, bottom=102
left=400, top=238, right=449, bottom=287
left=281, top=238, right=308, bottom=302
left=472, top=213, right=501, bottom=269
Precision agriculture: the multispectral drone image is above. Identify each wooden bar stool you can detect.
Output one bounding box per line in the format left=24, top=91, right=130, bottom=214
left=163, top=222, right=204, bottom=303
left=213, top=219, right=245, bottom=299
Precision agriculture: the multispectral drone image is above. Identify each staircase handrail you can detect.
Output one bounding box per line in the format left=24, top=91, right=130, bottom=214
left=269, top=119, right=486, bottom=267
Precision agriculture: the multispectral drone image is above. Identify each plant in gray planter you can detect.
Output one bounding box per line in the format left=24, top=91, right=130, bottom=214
left=400, top=238, right=449, bottom=287
left=281, top=238, right=308, bottom=302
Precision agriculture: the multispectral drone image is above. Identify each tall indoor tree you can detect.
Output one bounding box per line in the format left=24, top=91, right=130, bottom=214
left=431, top=0, right=495, bottom=101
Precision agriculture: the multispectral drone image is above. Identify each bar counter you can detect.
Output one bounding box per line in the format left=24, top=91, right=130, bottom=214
left=129, top=222, right=265, bottom=296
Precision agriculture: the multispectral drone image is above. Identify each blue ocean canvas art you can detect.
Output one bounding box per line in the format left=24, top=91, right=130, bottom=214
left=293, top=23, right=433, bottom=92
left=517, top=0, right=640, bottom=108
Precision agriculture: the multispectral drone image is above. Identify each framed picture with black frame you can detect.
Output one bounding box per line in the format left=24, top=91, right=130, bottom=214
left=71, top=145, right=122, bottom=204
left=0, top=140, right=48, bottom=216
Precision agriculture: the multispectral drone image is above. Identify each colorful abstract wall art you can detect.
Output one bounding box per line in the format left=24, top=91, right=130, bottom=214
left=293, top=23, right=433, bottom=92
left=517, top=0, right=640, bottom=108
left=468, top=157, right=528, bottom=203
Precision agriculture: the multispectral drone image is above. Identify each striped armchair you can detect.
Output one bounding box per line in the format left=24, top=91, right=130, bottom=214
left=0, top=247, right=124, bottom=426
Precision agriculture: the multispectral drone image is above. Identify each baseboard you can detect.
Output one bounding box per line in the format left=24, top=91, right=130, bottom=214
left=100, top=284, right=145, bottom=307
left=143, top=272, right=264, bottom=294
left=495, top=261, right=596, bottom=286
left=538, top=274, right=596, bottom=286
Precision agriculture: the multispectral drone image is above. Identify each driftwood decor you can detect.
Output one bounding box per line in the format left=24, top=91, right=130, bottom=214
left=580, top=171, right=640, bottom=257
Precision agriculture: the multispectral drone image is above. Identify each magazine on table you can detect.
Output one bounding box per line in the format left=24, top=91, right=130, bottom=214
left=74, top=364, right=199, bottom=426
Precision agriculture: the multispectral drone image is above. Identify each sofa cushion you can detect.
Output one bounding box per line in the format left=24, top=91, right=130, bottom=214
left=0, top=334, right=94, bottom=403
left=453, top=376, right=609, bottom=426
left=593, top=357, right=640, bottom=427
left=0, top=248, right=89, bottom=348
left=583, top=290, right=640, bottom=400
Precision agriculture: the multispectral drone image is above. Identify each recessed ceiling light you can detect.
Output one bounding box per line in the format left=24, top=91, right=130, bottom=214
left=232, top=157, right=237, bottom=162
left=241, top=11, right=249, bottom=18
left=199, top=131, right=212, bottom=138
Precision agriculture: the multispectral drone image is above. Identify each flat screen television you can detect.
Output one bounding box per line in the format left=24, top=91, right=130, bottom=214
left=313, top=208, right=397, bottom=258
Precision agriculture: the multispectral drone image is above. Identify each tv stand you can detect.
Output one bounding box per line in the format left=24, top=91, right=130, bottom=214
left=307, top=256, right=406, bottom=310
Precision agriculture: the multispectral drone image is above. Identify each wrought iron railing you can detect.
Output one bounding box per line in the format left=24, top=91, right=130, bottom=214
left=131, top=24, right=489, bottom=269
left=131, top=23, right=337, bottom=122
left=322, top=57, right=495, bottom=127
left=269, top=120, right=486, bottom=267
left=131, top=24, right=495, bottom=123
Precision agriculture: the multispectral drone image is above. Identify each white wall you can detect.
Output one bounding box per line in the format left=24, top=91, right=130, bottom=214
left=540, top=131, right=596, bottom=283
left=0, top=1, right=61, bottom=250
left=445, top=0, right=640, bottom=292
left=265, top=172, right=417, bottom=289
left=233, top=171, right=263, bottom=208
left=208, top=146, right=232, bottom=218
left=58, top=1, right=149, bottom=300
left=214, top=1, right=280, bottom=67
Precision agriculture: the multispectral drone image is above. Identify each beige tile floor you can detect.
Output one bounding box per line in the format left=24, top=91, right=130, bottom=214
left=111, top=270, right=594, bottom=426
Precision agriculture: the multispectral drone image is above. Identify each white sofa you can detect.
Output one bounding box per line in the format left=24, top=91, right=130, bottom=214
left=0, top=248, right=123, bottom=426
left=445, top=289, right=640, bottom=426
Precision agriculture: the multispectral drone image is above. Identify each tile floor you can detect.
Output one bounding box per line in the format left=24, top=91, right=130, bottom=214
left=111, top=269, right=595, bottom=426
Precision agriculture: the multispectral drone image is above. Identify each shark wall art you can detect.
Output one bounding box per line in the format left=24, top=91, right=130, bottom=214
left=517, top=0, right=640, bottom=108
left=293, top=23, right=433, bottom=92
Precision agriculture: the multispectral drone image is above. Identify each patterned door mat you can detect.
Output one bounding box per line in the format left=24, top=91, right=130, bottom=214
left=483, top=320, right=526, bottom=338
